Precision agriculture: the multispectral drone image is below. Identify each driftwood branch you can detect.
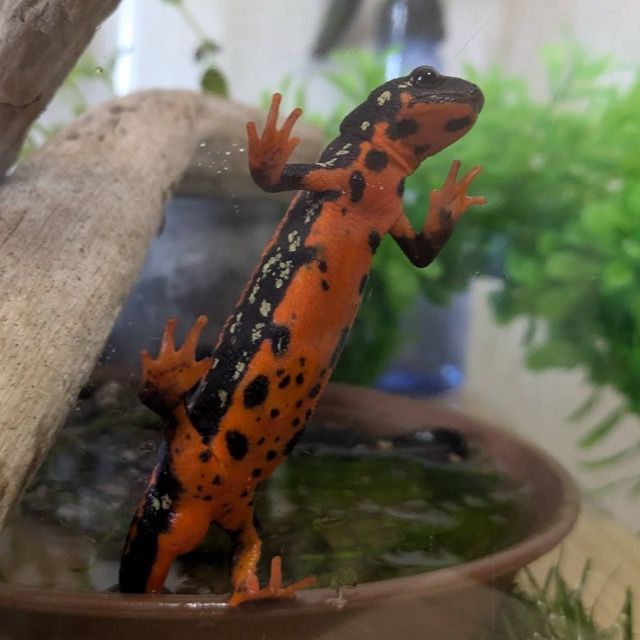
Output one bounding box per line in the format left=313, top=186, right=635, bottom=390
left=0, top=87, right=323, bottom=528
left=0, top=0, right=121, bottom=176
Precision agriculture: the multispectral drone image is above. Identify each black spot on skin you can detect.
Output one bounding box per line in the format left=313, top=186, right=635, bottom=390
left=278, top=374, right=291, bottom=389
left=197, top=485, right=203, bottom=492
left=318, top=261, right=327, bottom=273
left=292, top=417, right=301, bottom=427
left=321, top=279, right=330, bottom=291
left=211, top=474, right=222, bottom=485
left=199, top=449, right=212, bottom=463
left=185, top=433, right=192, bottom=441
left=358, top=273, right=368, bottom=294
left=201, top=434, right=212, bottom=446
left=349, top=170, right=366, bottom=203
left=397, top=178, right=405, bottom=197
left=247, top=499, right=254, bottom=507
left=283, top=430, right=304, bottom=457
left=276, top=368, right=285, bottom=377
left=364, top=148, right=388, bottom=172
left=240, top=488, right=249, bottom=498
left=305, top=409, right=313, bottom=420
left=308, top=383, right=322, bottom=399
left=251, top=468, right=262, bottom=478
left=368, top=231, right=381, bottom=253
left=414, top=143, right=431, bottom=156
left=270, top=408, right=280, bottom=418
left=269, top=324, right=290, bottom=357
left=203, top=495, right=213, bottom=501
left=243, top=374, right=269, bottom=409
left=257, top=437, right=266, bottom=445
left=275, top=436, right=281, bottom=443
left=299, top=357, right=306, bottom=366
left=295, top=399, right=303, bottom=408
left=320, top=368, right=327, bottom=378
left=389, top=118, right=418, bottom=139
left=445, top=116, right=472, bottom=133
left=266, top=449, right=277, bottom=461
left=341, top=207, right=348, bottom=216
left=295, top=372, right=304, bottom=386
left=226, top=429, right=249, bottom=461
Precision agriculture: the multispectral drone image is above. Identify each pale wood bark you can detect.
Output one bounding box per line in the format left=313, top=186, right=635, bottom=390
left=0, top=87, right=323, bottom=529
left=0, top=0, right=121, bottom=176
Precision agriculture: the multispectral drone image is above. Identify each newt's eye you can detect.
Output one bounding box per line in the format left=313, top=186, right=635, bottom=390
left=410, top=66, right=442, bottom=88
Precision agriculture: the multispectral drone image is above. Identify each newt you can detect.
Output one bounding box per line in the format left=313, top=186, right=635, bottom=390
left=119, top=65, right=485, bottom=604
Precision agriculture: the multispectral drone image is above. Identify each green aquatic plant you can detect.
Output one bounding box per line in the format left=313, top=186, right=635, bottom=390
left=493, top=562, right=633, bottom=640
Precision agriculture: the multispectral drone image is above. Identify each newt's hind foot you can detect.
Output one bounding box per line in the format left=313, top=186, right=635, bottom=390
left=139, top=315, right=212, bottom=414
left=228, top=556, right=315, bottom=607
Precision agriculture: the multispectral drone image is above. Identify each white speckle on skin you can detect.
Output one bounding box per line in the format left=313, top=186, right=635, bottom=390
left=259, top=300, right=272, bottom=317
left=288, top=230, right=301, bottom=252
left=218, top=389, right=228, bottom=406
left=151, top=497, right=161, bottom=511
left=251, top=322, right=265, bottom=342
left=248, top=282, right=260, bottom=304
left=233, top=361, right=246, bottom=380
left=377, top=90, right=391, bottom=105
left=360, top=121, right=370, bottom=131
left=336, top=143, right=352, bottom=156
left=279, top=260, right=293, bottom=280
left=161, top=494, right=172, bottom=510
left=317, top=157, right=337, bottom=168
left=304, top=201, right=321, bottom=223
left=261, top=253, right=280, bottom=276
left=229, top=321, right=237, bottom=335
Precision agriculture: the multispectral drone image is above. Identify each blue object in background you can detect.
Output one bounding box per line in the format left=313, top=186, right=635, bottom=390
left=376, top=0, right=445, bottom=78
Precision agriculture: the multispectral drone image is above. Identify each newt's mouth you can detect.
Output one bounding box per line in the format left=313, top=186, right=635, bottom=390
left=415, top=84, right=484, bottom=114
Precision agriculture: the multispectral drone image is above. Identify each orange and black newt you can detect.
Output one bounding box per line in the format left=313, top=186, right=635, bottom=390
left=119, top=66, right=484, bottom=604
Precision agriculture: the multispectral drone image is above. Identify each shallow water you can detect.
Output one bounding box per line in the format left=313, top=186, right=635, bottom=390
left=0, top=407, right=531, bottom=595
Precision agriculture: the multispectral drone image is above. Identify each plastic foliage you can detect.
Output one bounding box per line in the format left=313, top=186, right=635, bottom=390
left=158, top=0, right=228, bottom=96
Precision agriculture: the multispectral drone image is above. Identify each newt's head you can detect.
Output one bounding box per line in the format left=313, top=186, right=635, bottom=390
left=340, top=66, right=484, bottom=172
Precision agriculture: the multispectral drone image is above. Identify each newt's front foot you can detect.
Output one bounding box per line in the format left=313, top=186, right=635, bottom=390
left=427, top=160, right=485, bottom=227
left=247, top=93, right=302, bottom=191
left=139, top=315, right=212, bottom=415
left=228, top=556, right=315, bottom=607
